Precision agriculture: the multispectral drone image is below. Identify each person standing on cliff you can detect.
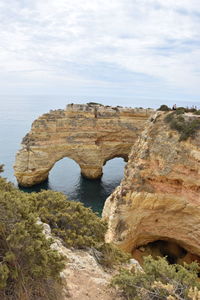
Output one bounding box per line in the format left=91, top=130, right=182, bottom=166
left=172, top=104, right=177, bottom=110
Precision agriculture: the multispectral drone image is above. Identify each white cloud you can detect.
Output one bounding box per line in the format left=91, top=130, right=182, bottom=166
left=0, top=0, right=199, bottom=97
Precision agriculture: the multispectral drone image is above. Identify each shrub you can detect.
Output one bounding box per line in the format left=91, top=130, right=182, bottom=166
left=87, top=102, right=103, bottom=106
left=0, top=181, right=65, bottom=300
left=193, top=110, right=200, bottom=115
left=30, top=190, right=107, bottom=249
left=0, top=172, right=129, bottom=299
left=175, top=107, right=185, bottom=115
left=0, top=164, right=4, bottom=173
left=157, top=105, right=171, bottom=111
left=112, top=256, right=200, bottom=300
left=164, top=112, right=200, bottom=141
left=164, top=112, right=175, bottom=123
left=94, top=243, right=131, bottom=268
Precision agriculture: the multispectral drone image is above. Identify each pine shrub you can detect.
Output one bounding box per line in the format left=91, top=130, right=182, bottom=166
left=164, top=112, right=200, bottom=141
left=157, top=105, right=171, bottom=111
left=95, top=243, right=131, bottom=268
left=0, top=182, right=65, bottom=300
left=112, top=256, right=200, bottom=300
left=30, top=190, right=108, bottom=248
left=0, top=171, right=130, bottom=299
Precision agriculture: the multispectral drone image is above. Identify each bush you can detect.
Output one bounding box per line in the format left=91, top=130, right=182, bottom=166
left=0, top=171, right=129, bottom=300
left=94, top=243, right=131, bottom=268
left=157, top=105, right=171, bottom=111
left=30, top=190, right=107, bottom=249
left=112, top=256, right=200, bottom=300
left=193, top=110, right=200, bottom=115
left=0, top=180, right=65, bottom=300
left=164, top=112, right=200, bottom=141
left=175, top=107, right=185, bottom=115
left=0, top=164, right=4, bottom=173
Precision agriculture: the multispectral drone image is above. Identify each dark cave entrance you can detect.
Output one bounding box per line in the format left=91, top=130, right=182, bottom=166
left=132, top=240, right=200, bottom=266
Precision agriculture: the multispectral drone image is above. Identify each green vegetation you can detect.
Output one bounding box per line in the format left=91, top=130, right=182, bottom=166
left=157, top=104, right=171, bottom=111
left=112, top=256, right=200, bottom=300
left=30, top=190, right=107, bottom=248
left=95, top=243, right=131, bottom=268
left=0, top=164, right=4, bottom=173
left=164, top=111, right=200, bottom=141
left=29, top=190, right=130, bottom=267
left=0, top=166, right=130, bottom=299
left=0, top=178, right=65, bottom=300
left=158, top=104, right=200, bottom=115
left=194, top=110, right=200, bottom=115
left=87, top=102, right=103, bottom=106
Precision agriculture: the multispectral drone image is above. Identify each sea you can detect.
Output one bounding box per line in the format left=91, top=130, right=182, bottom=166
left=0, top=95, right=199, bottom=214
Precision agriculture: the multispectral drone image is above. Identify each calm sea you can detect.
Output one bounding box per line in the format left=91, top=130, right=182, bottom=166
left=0, top=95, right=199, bottom=213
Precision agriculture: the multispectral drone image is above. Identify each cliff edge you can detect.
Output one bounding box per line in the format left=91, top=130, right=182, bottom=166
left=103, top=111, right=200, bottom=263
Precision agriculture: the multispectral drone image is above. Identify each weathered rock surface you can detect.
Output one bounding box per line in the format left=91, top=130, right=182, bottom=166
left=14, top=103, right=153, bottom=186
left=103, top=112, right=200, bottom=261
left=39, top=220, right=124, bottom=300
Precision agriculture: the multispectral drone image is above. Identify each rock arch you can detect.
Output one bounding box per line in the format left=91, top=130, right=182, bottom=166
left=14, top=103, right=153, bottom=187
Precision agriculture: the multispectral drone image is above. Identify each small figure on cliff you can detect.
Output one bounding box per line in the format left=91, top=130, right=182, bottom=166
left=172, top=104, right=177, bottom=110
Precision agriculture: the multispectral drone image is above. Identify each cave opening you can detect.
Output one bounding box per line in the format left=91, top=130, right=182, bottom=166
left=132, top=240, right=200, bottom=266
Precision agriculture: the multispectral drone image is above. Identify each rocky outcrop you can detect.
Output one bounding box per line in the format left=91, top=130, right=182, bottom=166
left=14, top=103, right=153, bottom=187
left=103, top=112, right=200, bottom=262
left=39, top=220, right=125, bottom=300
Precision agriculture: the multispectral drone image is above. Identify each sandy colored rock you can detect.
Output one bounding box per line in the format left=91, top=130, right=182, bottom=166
left=103, top=112, right=200, bottom=257
left=39, top=220, right=124, bottom=300
left=14, top=103, right=153, bottom=186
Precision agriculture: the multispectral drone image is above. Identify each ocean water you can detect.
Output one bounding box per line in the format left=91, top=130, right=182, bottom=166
left=0, top=95, right=199, bottom=213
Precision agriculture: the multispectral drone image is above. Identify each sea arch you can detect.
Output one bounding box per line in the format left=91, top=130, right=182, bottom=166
left=14, top=103, right=153, bottom=187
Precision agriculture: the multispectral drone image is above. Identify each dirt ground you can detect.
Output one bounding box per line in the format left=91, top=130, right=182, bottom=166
left=59, top=248, right=124, bottom=300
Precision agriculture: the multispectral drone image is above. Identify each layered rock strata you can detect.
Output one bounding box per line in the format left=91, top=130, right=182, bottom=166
left=103, top=112, right=200, bottom=261
left=14, top=103, right=153, bottom=186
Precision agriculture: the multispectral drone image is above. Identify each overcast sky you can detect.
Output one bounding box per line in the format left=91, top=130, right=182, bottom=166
left=0, top=0, right=200, bottom=103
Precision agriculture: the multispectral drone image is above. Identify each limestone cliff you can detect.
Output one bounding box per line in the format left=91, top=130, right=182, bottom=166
left=103, top=112, right=200, bottom=262
left=14, top=103, right=153, bottom=187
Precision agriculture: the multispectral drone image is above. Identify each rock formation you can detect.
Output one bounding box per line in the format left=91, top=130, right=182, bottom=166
left=103, top=111, right=200, bottom=263
left=39, top=220, right=125, bottom=300
left=14, top=103, right=153, bottom=187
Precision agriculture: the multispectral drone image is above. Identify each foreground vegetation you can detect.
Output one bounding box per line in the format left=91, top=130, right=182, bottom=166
left=112, top=256, right=200, bottom=300
left=0, top=176, right=65, bottom=300
left=0, top=166, right=129, bottom=299
left=1, top=163, right=200, bottom=299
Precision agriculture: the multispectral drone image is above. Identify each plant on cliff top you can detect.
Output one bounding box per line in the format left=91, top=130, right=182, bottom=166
left=157, top=104, right=171, bottom=111
left=164, top=111, right=200, bottom=141
left=112, top=255, right=200, bottom=300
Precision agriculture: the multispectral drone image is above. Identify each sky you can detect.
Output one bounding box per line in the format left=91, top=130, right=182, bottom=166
left=0, top=0, right=200, bottom=103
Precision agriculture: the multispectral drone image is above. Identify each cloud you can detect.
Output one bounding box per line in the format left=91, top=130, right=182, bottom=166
left=0, top=0, right=199, bottom=99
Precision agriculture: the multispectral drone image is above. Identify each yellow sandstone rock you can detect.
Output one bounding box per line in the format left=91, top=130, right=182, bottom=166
left=102, top=112, right=200, bottom=260
left=14, top=103, right=153, bottom=186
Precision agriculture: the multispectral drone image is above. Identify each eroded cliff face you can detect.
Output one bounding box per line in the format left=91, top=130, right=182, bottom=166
left=103, top=112, right=200, bottom=262
left=14, top=103, right=153, bottom=187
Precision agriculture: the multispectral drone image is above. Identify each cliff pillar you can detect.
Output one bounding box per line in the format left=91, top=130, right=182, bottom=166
left=81, top=166, right=103, bottom=179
